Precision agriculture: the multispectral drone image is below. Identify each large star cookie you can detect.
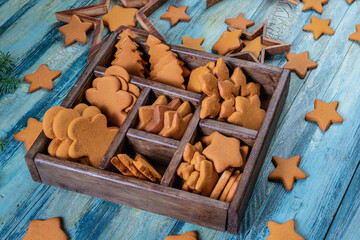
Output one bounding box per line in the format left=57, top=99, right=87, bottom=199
left=57, top=14, right=93, bottom=46
left=283, top=51, right=318, bottom=79
left=267, top=219, right=304, bottom=240
left=24, top=64, right=61, bottom=93
left=14, top=118, right=42, bottom=151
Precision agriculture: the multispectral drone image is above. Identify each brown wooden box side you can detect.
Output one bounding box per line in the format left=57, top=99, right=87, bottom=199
left=226, top=69, right=290, bottom=234
left=34, top=154, right=229, bottom=231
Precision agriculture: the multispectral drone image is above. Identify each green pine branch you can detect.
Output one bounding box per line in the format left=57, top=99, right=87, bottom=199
left=0, top=138, right=7, bottom=152
left=0, top=51, right=21, bottom=95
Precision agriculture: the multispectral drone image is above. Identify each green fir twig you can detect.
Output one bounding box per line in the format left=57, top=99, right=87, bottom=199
left=0, top=138, right=7, bottom=152
left=0, top=51, right=21, bottom=95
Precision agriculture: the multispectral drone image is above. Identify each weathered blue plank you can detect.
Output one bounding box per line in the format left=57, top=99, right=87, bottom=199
left=325, top=163, right=360, bottom=240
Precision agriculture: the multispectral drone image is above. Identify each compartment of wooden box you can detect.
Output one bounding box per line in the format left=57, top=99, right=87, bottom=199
left=25, top=31, right=290, bottom=234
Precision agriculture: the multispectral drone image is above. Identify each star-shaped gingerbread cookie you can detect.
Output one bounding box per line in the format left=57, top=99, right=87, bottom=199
left=24, top=64, right=61, bottom=93
left=165, top=231, right=197, bottom=240
left=303, top=16, right=334, bottom=40
left=241, top=36, right=267, bottom=59
left=302, top=0, right=328, bottom=13
left=283, top=51, right=318, bottom=79
left=23, top=217, right=68, bottom=240
left=305, top=99, right=343, bottom=131
left=58, top=14, right=93, bottom=46
left=14, top=118, right=42, bottom=151
left=160, top=5, right=191, bottom=26
left=180, top=36, right=205, bottom=51
left=212, top=29, right=242, bottom=55
left=225, top=13, right=254, bottom=31
left=202, top=131, right=243, bottom=173
left=267, top=219, right=304, bottom=240
left=268, top=155, right=307, bottom=191
left=101, top=5, right=138, bottom=31
left=349, top=24, right=360, bottom=43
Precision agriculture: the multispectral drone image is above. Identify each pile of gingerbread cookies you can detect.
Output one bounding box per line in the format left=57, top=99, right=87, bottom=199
left=85, top=65, right=140, bottom=127
left=111, top=153, right=162, bottom=183
left=44, top=103, right=118, bottom=167
left=176, top=131, right=249, bottom=202
left=136, top=96, right=193, bottom=140
left=189, top=58, right=266, bottom=130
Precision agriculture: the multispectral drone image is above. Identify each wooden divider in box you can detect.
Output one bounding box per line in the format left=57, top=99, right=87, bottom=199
left=24, top=31, right=290, bottom=234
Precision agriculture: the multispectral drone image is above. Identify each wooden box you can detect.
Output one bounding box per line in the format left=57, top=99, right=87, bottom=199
left=25, top=31, right=290, bottom=234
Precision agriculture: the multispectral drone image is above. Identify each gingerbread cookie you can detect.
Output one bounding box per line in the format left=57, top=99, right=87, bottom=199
left=82, top=106, right=101, bottom=119
left=160, top=112, right=193, bottom=140
left=202, top=131, right=243, bottom=173
left=104, top=65, right=130, bottom=82
left=210, top=167, right=234, bottom=199
left=219, top=170, right=240, bottom=201
left=303, top=16, right=334, bottom=40
left=68, top=114, right=118, bottom=167
left=225, top=13, right=254, bottom=31
left=137, top=96, right=168, bottom=130
left=190, top=151, right=206, bottom=171
left=195, top=160, right=219, bottom=196
left=241, top=37, right=267, bottom=59
left=73, top=103, right=88, bottom=115
left=42, top=106, right=65, bottom=139
left=53, top=109, right=81, bottom=140
left=213, top=58, right=229, bottom=81
left=165, top=231, right=197, bottom=240
left=349, top=24, right=360, bottom=43
left=48, top=138, right=62, bottom=157
left=14, top=118, right=42, bottom=151
left=302, top=0, right=328, bottom=14
left=187, top=66, right=211, bottom=93
left=305, top=99, right=343, bottom=131
left=177, top=162, right=195, bottom=181
left=225, top=173, right=242, bottom=202
left=212, top=30, right=242, bottom=55
left=101, top=5, right=138, bottom=31
left=24, top=64, right=61, bottom=93
left=180, top=36, right=205, bottom=51
left=186, top=171, right=200, bottom=190
left=200, top=94, right=221, bottom=119
left=56, top=138, right=73, bottom=160
left=111, top=155, right=135, bottom=176
left=219, top=99, right=235, bottom=119
left=283, top=51, right=318, bottom=79
left=58, top=14, right=93, bottom=46
left=218, top=80, right=237, bottom=100
left=133, top=153, right=162, bottom=183
left=85, top=76, right=132, bottom=127
left=183, top=143, right=196, bottom=162
left=144, top=98, right=181, bottom=133
left=23, top=217, right=68, bottom=240
left=230, top=67, right=246, bottom=91
left=228, top=95, right=266, bottom=130
left=268, top=155, right=307, bottom=191
left=267, top=219, right=304, bottom=240
left=200, top=72, right=219, bottom=96
left=160, top=5, right=191, bottom=26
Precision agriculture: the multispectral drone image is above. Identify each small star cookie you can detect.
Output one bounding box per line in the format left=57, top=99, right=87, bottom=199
left=268, top=155, right=307, bottom=191
left=58, top=14, right=93, bottom=46
left=225, top=13, right=254, bottom=31
left=303, top=16, right=334, bottom=40
left=101, top=5, right=138, bottom=31
left=305, top=99, right=343, bottom=131
left=165, top=231, right=197, bottom=240
left=14, top=118, right=42, bottom=151
left=180, top=36, right=205, bottom=51
left=202, top=131, right=243, bottom=173
left=23, top=217, right=68, bottom=240
left=302, top=0, right=328, bottom=14
left=283, top=51, right=318, bottom=79
left=212, top=30, right=242, bottom=55
left=267, top=219, right=304, bottom=240
left=24, top=64, right=61, bottom=93
left=160, top=5, right=191, bottom=26
left=349, top=24, right=360, bottom=43
left=241, top=36, right=267, bottom=59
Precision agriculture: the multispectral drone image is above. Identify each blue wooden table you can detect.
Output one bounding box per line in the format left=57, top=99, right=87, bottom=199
left=1, top=0, right=360, bottom=239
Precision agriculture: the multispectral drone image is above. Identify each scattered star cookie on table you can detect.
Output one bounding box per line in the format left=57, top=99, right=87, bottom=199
left=24, top=64, right=62, bottom=93
left=303, top=16, right=334, bottom=40
left=346, top=0, right=355, bottom=3
left=101, top=5, right=138, bottom=31
left=160, top=5, right=191, bottom=26
left=302, top=0, right=328, bottom=14
left=268, top=155, right=307, bottom=191
left=241, top=36, right=267, bottom=59
left=287, top=0, right=299, bottom=4
left=57, top=14, right=93, bottom=46
left=165, top=231, right=197, bottom=240
left=267, top=219, right=304, bottom=240
left=23, top=217, right=68, bottom=240
left=202, top=131, right=243, bottom=173
left=180, top=36, right=205, bottom=51
left=349, top=24, right=360, bottom=43
left=212, top=29, right=242, bottom=55
left=283, top=51, right=318, bottom=79
left=14, top=118, right=42, bottom=151
left=305, top=99, right=343, bottom=131
left=225, top=13, right=255, bottom=31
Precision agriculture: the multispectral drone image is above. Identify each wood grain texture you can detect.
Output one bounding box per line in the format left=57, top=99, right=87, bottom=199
left=2, top=0, right=360, bottom=239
